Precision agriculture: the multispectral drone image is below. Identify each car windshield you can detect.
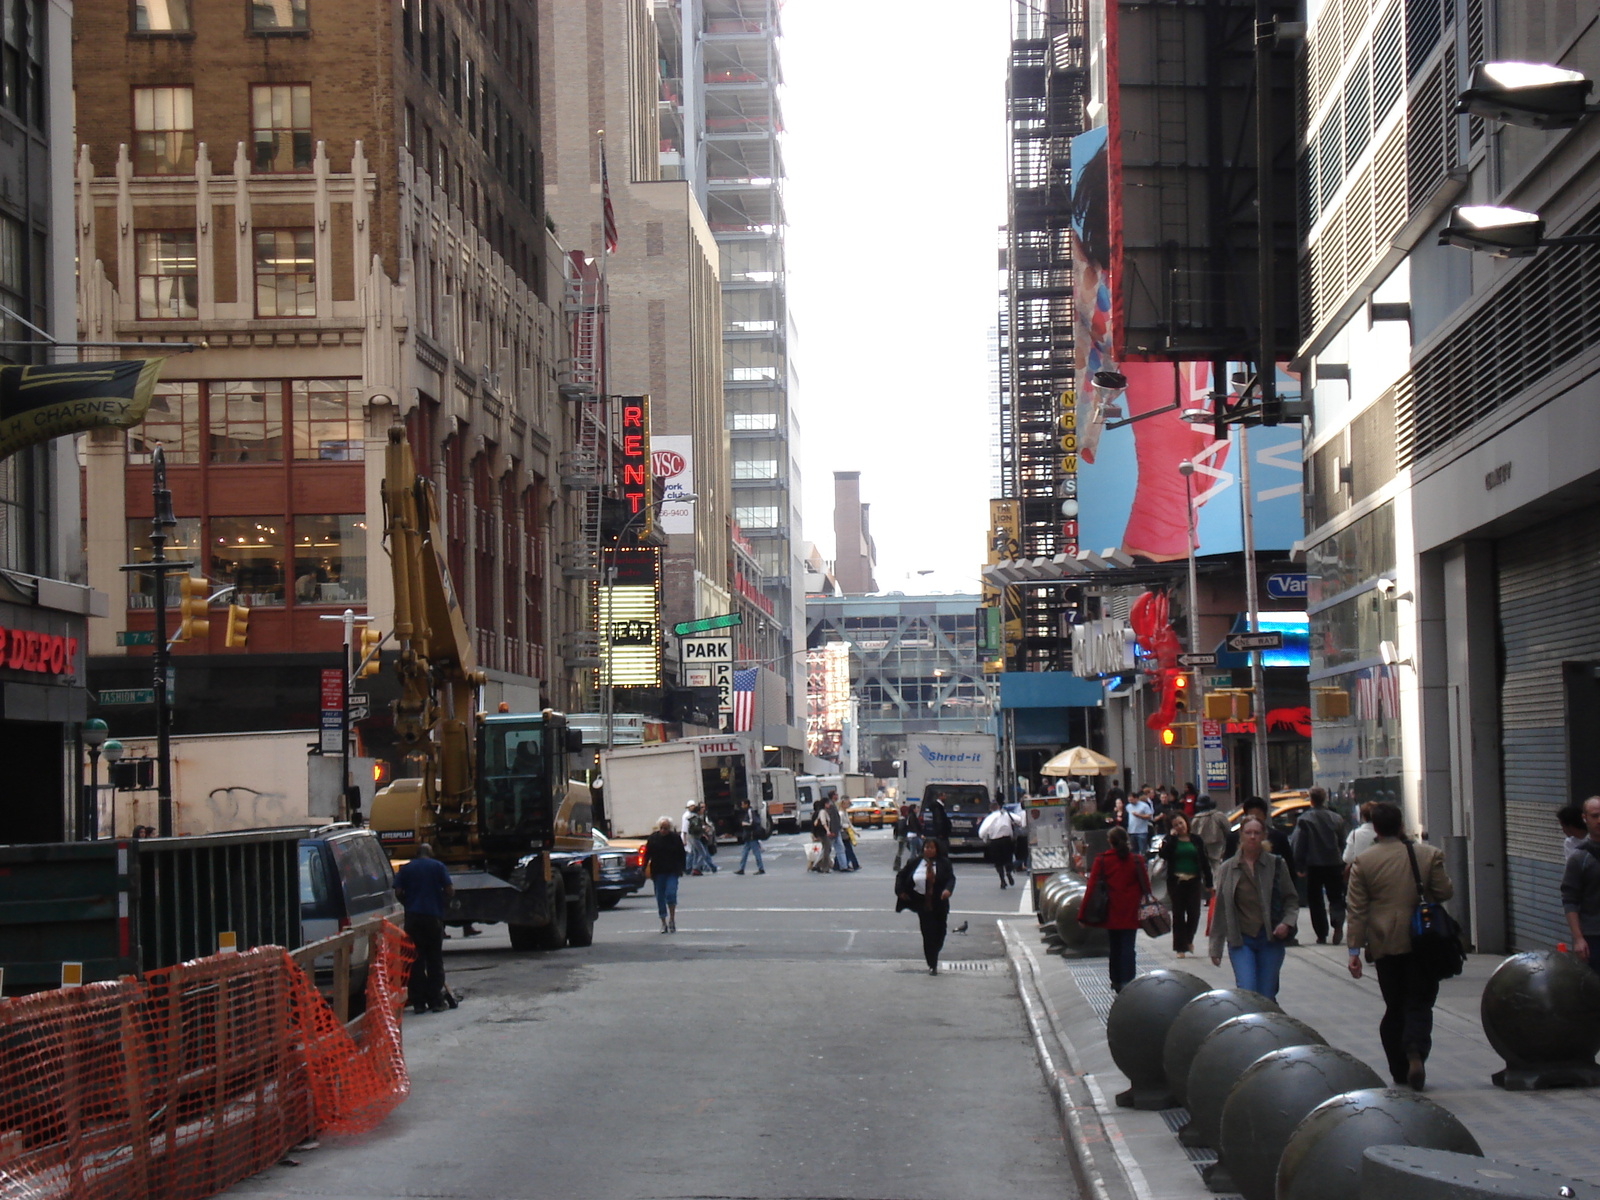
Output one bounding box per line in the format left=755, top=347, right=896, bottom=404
left=928, top=785, right=989, bottom=812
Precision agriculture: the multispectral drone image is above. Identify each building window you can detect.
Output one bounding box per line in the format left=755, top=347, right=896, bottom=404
left=292, top=514, right=366, bottom=605
left=254, top=229, right=315, bottom=317
left=735, top=506, right=778, bottom=530
left=251, top=84, right=312, bottom=172
left=0, top=215, right=26, bottom=353
left=126, top=517, right=203, bottom=608
left=249, top=0, right=308, bottom=31
left=292, top=379, right=364, bottom=460
left=128, top=381, right=200, bottom=464
left=209, top=379, right=284, bottom=463
left=132, top=0, right=193, bottom=31
left=1, top=0, right=40, bottom=125
left=132, top=86, right=194, bottom=175
left=210, top=516, right=286, bottom=607
left=134, top=230, right=198, bottom=319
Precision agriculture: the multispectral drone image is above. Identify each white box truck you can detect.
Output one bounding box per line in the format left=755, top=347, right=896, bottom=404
left=598, top=742, right=705, bottom=839
left=901, top=732, right=998, bottom=854
left=762, top=767, right=799, bottom=831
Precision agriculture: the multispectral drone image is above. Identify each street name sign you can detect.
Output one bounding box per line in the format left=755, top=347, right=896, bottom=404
left=116, top=630, right=155, bottom=646
left=672, top=613, right=742, bottom=636
left=100, top=688, right=154, bottom=705
left=1225, top=631, right=1284, bottom=652
left=1177, top=652, right=1217, bottom=667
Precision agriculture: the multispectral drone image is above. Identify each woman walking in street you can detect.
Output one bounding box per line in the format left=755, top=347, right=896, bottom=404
left=1081, top=826, right=1147, bottom=992
left=895, top=837, right=957, bottom=974
left=643, top=815, right=687, bottom=933
left=1209, top=815, right=1299, bottom=999
left=1158, top=813, right=1212, bottom=957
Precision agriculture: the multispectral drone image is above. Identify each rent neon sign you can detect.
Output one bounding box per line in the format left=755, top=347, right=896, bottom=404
left=619, top=395, right=651, bottom=513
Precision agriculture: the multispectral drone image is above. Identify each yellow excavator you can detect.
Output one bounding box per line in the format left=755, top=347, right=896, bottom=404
left=369, top=427, right=599, bottom=949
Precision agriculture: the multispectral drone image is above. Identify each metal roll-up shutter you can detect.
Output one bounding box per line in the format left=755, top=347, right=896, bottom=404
left=1496, top=506, right=1600, bottom=950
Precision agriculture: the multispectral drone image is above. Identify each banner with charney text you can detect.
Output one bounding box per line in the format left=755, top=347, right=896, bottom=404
left=0, top=359, right=165, bottom=461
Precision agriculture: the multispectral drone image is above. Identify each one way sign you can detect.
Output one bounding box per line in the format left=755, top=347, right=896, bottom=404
left=1225, top=631, right=1284, bottom=653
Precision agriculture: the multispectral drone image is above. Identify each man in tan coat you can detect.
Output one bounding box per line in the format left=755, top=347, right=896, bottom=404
left=1344, top=801, right=1453, bottom=1090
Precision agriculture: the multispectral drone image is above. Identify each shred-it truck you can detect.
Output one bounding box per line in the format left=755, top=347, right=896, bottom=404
left=901, top=732, right=998, bottom=854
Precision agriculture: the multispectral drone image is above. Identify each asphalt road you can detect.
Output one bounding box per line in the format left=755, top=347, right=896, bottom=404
left=229, top=829, right=1074, bottom=1200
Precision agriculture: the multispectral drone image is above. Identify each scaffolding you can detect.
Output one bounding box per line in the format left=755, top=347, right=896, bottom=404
left=1000, top=0, right=1088, bottom=672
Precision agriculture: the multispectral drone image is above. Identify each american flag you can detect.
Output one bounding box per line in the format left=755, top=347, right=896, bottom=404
left=600, top=144, right=618, bottom=254
left=732, top=668, right=758, bottom=732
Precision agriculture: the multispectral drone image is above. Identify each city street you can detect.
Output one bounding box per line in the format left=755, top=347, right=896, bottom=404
left=227, top=830, right=1073, bottom=1200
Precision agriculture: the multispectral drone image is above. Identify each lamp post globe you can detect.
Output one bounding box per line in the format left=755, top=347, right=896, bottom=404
left=81, top=719, right=110, bottom=840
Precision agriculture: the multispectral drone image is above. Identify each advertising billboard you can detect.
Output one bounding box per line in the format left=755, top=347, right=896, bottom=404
left=653, top=435, right=695, bottom=534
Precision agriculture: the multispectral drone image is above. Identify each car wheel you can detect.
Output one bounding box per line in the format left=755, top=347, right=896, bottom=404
left=597, top=894, right=622, bottom=910
left=532, top=874, right=569, bottom=950
left=566, top=875, right=596, bottom=948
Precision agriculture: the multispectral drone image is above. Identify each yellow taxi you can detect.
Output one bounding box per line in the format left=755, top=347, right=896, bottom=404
left=1225, top=789, right=1311, bottom=834
left=846, top=797, right=895, bottom=829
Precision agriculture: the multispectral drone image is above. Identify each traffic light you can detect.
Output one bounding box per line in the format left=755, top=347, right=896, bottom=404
left=1172, top=672, right=1190, bottom=716
left=358, top=625, right=383, bottom=676
left=1160, top=726, right=1176, bottom=747
left=176, top=575, right=210, bottom=641
left=224, top=602, right=250, bottom=648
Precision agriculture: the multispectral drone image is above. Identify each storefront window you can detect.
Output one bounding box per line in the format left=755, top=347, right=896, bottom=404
left=1306, top=501, right=1395, bottom=605
left=1310, top=666, right=1404, bottom=816
left=291, top=379, right=364, bottom=460
left=210, top=516, right=285, bottom=606
left=126, top=517, right=203, bottom=607
left=209, top=380, right=284, bottom=463
left=128, top=381, right=200, bottom=464
left=291, top=514, right=366, bottom=605
left=1308, top=588, right=1396, bottom=673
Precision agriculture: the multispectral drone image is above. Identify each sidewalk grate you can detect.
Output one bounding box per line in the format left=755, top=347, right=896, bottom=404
left=938, top=960, right=998, bottom=973
left=1063, top=959, right=1118, bottom=1022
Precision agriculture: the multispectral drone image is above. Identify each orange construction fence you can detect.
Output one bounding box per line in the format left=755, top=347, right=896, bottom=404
left=0, top=921, right=414, bottom=1200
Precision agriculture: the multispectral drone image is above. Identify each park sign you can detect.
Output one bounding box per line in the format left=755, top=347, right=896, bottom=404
left=0, top=360, right=166, bottom=462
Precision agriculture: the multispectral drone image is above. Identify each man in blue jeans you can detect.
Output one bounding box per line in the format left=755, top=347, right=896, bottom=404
left=734, top=799, right=766, bottom=874
left=682, top=802, right=717, bottom=874
left=1126, top=788, right=1155, bottom=856
left=395, top=843, right=455, bottom=1014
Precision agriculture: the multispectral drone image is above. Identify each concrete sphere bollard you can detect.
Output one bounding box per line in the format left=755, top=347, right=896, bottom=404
left=1277, top=1088, right=1483, bottom=1200
left=1177, top=1011, right=1323, bottom=1151
left=1163, top=988, right=1283, bottom=1109
left=1480, top=950, right=1600, bottom=1090
left=1054, top=887, right=1109, bottom=956
left=1214, top=1044, right=1384, bottom=1200
left=1360, top=1146, right=1600, bottom=1200
left=1106, top=968, right=1209, bottom=1109
left=1040, top=873, right=1079, bottom=923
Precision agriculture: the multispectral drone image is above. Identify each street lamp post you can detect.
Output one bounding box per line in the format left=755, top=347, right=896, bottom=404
left=600, top=493, right=697, bottom=751
left=101, top=739, right=125, bottom=837
left=81, top=718, right=108, bottom=840
left=1178, top=462, right=1207, bottom=790
left=1236, top=426, right=1272, bottom=801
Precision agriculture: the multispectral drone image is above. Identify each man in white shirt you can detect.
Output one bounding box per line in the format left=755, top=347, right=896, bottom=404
left=1127, top=788, right=1155, bottom=856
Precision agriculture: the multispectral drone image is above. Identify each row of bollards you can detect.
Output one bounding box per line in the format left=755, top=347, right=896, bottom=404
left=1100, top=967, right=1595, bottom=1200
left=1036, top=870, right=1109, bottom=956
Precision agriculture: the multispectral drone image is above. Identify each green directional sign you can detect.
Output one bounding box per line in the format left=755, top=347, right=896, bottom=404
left=100, top=688, right=155, bottom=705
left=116, top=630, right=155, bottom=646
left=672, top=612, right=742, bottom=637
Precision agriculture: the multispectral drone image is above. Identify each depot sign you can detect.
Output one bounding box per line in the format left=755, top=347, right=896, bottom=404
left=0, top=624, right=79, bottom=675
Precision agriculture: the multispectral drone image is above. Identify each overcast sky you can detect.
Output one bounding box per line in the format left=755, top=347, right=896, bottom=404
left=781, top=2, right=1010, bottom=597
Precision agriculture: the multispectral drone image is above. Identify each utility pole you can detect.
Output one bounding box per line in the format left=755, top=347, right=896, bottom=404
left=1238, top=426, right=1271, bottom=800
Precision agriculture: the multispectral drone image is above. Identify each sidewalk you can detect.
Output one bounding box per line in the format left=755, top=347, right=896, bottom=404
left=1001, top=918, right=1600, bottom=1200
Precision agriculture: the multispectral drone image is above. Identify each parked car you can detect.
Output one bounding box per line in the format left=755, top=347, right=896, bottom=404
left=299, top=824, right=404, bottom=1007
left=592, top=830, right=646, bottom=908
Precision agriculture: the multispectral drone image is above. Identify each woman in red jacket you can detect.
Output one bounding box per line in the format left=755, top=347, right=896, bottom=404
left=1082, top=825, right=1149, bottom=992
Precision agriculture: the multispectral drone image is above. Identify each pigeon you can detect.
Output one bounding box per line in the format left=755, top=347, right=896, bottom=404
left=953, top=920, right=969, bottom=934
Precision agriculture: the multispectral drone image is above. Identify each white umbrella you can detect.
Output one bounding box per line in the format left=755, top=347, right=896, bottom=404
left=1039, top=745, right=1120, bottom=777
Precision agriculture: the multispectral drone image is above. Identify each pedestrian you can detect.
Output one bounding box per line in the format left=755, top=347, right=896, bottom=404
left=1342, top=801, right=1378, bottom=874
left=682, top=801, right=716, bottom=875
left=894, top=837, right=957, bottom=974
left=1101, top=782, right=1124, bottom=816
left=1560, top=795, right=1600, bottom=977
left=1081, top=825, right=1148, bottom=992
left=1011, top=804, right=1030, bottom=879
left=1158, top=813, right=1212, bottom=957
left=1345, top=801, right=1454, bottom=1089
left=734, top=798, right=766, bottom=875
left=394, top=843, right=454, bottom=1014
left=903, top=803, right=924, bottom=864
left=1209, top=815, right=1298, bottom=1000
left=822, top=793, right=848, bottom=871
left=810, top=799, right=834, bottom=873
left=918, top=788, right=952, bottom=850
left=839, top=808, right=861, bottom=871
left=1181, top=782, right=1198, bottom=818
left=1126, top=787, right=1155, bottom=856
left=1108, top=794, right=1127, bottom=829
left=1292, top=786, right=1349, bottom=944
left=1223, top=796, right=1293, bottom=862
left=892, top=803, right=911, bottom=870
left=1189, top=794, right=1227, bottom=877
left=643, top=815, right=686, bottom=933
left=979, top=799, right=1017, bottom=888
left=1558, top=803, right=1589, bottom=861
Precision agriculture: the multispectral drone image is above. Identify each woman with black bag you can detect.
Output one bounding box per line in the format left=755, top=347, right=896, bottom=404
left=895, top=838, right=957, bottom=974
left=1079, top=826, right=1147, bottom=992
left=1158, top=813, right=1212, bottom=957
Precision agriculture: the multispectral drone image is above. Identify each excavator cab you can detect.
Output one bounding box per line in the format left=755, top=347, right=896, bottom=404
left=478, top=715, right=559, bottom=855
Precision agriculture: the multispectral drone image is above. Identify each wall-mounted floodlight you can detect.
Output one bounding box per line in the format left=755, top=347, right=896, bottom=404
left=1378, top=640, right=1412, bottom=668
left=1438, top=204, right=1600, bottom=258
left=1457, top=61, right=1595, bottom=130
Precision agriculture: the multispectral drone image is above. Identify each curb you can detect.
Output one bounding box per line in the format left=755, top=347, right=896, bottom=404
left=1000, top=920, right=1137, bottom=1200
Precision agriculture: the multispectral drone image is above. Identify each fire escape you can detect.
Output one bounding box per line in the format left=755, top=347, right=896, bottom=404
left=1002, top=0, right=1088, bottom=672
left=557, top=251, right=607, bottom=681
